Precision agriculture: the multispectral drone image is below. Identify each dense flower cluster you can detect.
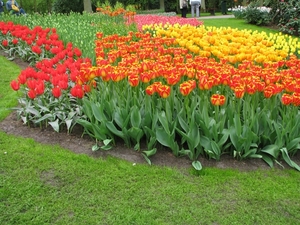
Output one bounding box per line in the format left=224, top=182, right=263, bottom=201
left=152, top=25, right=300, bottom=64
left=78, top=30, right=300, bottom=107
left=133, top=15, right=203, bottom=32
left=0, top=21, right=89, bottom=100
left=96, top=5, right=136, bottom=23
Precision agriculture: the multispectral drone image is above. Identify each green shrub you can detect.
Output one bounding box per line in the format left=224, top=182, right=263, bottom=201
left=277, top=0, right=300, bottom=37
left=52, top=0, right=84, bottom=14
left=243, top=2, right=271, bottom=26
left=231, top=6, right=247, bottom=19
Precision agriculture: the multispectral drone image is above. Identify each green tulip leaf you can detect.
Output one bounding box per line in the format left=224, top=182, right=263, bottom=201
left=48, top=119, right=59, bottom=132
left=128, top=127, right=144, bottom=140
left=106, top=121, right=124, bottom=139
left=34, top=113, right=54, bottom=124
left=92, top=144, right=100, bottom=151
left=158, top=111, right=170, bottom=134
left=261, top=154, right=274, bottom=168
left=199, top=135, right=212, bottom=150
left=261, top=144, right=280, bottom=158
left=101, top=145, right=112, bottom=151
left=143, top=148, right=157, bottom=157
left=92, top=124, right=107, bottom=141
left=142, top=153, right=152, bottom=165
left=242, top=148, right=259, bottom=159
left=177, top=108, right=188, bottom=133
left=91, top=102, right=107, bottom=122
left=211, top=141, right=221, bottom=160
left=103, top=139, right=113, bottom=146
left=192, top=161, right=202, bottom=171
left=156, top=127, right=173, bottom=148
left=130, top=105, right=141, bottom=128
left=113, top=110, right=124, bottom=128
left=286, top=137, right=300, bottom=152
left=280, top=148, right=300, bottom=171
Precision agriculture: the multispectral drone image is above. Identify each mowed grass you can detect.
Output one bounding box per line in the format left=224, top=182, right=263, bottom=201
left=1, top=130, right=300, bottom=225
left=202, top=18, right=279, bottom=34
left=0, top=23, right=300, bottom=224
left=0, top=56, right=19, bottom=120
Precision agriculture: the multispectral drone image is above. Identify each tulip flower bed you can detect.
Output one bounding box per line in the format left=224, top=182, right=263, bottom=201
left=1, top=13, right=300, bottom=171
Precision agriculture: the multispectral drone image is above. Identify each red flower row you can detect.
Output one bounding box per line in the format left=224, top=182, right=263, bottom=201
left=1, top=21, right=89, bottom=99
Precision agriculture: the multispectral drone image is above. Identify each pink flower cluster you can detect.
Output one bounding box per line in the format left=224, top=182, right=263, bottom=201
left=133, top=15, right=203, bottom=31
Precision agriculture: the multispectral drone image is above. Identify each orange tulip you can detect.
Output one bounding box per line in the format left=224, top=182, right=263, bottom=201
left=157, top=84, right=171, bottom=98
left=281, top=93, right=293, bottom=105
left=210, top=94, right=226, bottom=106
left=292, top=93, right=300, bottom=106
left=263, top=85, right=276, bottom=98
left=234, top=86, right=245, bottom=99
left=140, top=72, right=152, bottom=83
left=166, top=73, right=181, bottom=86
left=128, top=75, right=139, bottom=87
left=179, top=80, right=196, bottom=96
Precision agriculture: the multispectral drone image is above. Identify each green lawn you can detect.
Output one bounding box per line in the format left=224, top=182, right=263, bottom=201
left=0, top=56, right=19, bottom=120
left=202, top=18, right=280, bottom=34
left=1, top=24, right=300, bottom=225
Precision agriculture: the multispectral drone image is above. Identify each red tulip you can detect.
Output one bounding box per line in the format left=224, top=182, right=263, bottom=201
left=10, top=80, right=20, bottom=91
left=12, top=39, right=18, bottom=45
left=2, top=40, right=8, bottom=47
left=31, top=45, right=42, bottom=55
left=73, top=48, right=82, bottom=57
left=35, top=80, right=45, bottom=95
left=70, top=85, right=84, bottom=98
left=27, top=89, right=36, bottom=99
left=52, top=87, right=61, bottom=98
left=27, top=79, right=37, bottom=90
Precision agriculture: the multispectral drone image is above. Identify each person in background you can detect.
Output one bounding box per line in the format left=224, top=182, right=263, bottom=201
left=6, top=0, right=26, bottom=15
left=180, top=0, right=188, bottom=18
left=190, top=0, right=201, bottom=18
left=0, top=0, right=4, bottom=15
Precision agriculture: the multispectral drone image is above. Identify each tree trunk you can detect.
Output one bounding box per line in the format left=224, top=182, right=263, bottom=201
left=159, top=0, right=165, bottom=11
left=83, top=0, right=92, bottom=13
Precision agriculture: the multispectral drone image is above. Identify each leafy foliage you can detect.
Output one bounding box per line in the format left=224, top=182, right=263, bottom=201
left=243, top=2, right=271, bottom=26
left=276, top=0, right=300, bottom=36
left=52, top=0, right=84, bottom=14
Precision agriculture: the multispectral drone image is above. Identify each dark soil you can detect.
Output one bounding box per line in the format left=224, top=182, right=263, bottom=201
left=1, top=54, right=300, bottom=172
